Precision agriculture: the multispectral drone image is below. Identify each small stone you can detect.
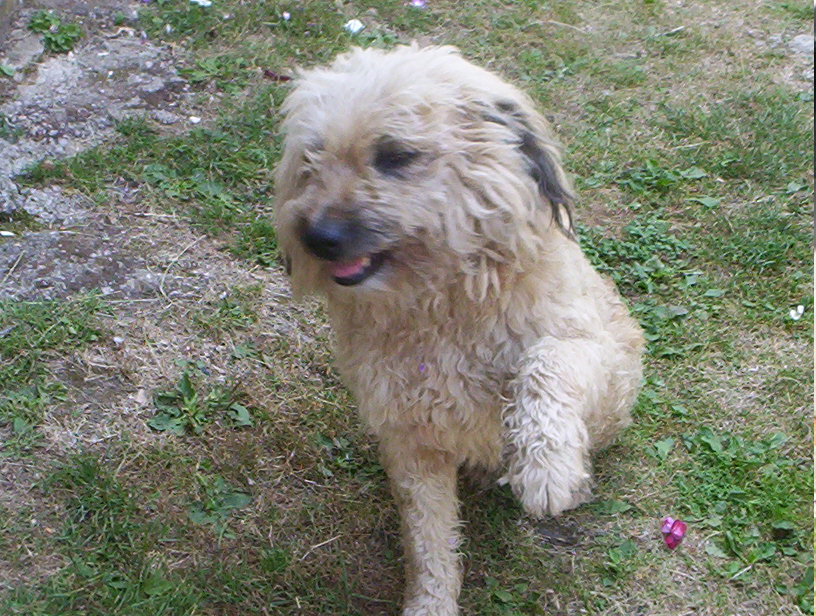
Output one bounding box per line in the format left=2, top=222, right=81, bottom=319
left=790, top=34, right=814, bottom=55
left=768, top=34, right=784, bottom=48
left=4, top=34, right=45, bottom=70
left=152, top=109, right=179, bottom=125
left=140, top=75, right=166, bottom=94
left=134, top=389, right=149, bottom=405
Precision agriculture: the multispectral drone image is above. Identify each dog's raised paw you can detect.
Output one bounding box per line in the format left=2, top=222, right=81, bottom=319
left=504, top=443, right=593, bottom=518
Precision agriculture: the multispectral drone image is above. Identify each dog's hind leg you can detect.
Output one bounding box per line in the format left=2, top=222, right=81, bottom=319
left=381, top=433, right=461, bottom=616
left=502, top=335, right=628, bottom=518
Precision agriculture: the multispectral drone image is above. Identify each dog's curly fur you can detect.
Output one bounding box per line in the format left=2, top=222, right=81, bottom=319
left=275, top=45, right=644, bottom=616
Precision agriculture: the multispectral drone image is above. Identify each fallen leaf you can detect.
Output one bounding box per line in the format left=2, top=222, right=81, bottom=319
left=263, top=69, right=292, bottom=82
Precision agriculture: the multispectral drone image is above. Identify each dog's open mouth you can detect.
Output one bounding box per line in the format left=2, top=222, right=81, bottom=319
left=330, top=251, right=386, bottom=286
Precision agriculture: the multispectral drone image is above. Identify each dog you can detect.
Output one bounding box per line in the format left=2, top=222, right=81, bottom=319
left=274, top=44, right=644, bottom=616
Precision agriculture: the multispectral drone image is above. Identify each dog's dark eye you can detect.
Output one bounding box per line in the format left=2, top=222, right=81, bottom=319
left=373, top=140, right=419, bottom=176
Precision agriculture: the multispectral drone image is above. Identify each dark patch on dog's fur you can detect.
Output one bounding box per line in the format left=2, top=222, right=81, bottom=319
left=482, top=102, right=575, bottom=236
left=517, top=129, right=574, bottom=234
left=495, top=100, right=517, bottom=113
left=481, top=112, right=508, bottom=127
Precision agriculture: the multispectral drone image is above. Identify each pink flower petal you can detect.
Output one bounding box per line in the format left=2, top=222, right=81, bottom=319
left=661, top=517, right=687, bottom=549
left=670, top=520, right=688, bottom=540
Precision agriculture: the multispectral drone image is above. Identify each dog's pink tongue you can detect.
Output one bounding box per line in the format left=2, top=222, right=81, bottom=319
left=331, top=257, right=366, bottom=279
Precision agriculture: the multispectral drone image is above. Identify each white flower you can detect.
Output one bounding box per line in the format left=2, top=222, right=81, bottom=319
left=789, top=305, right=805, bottom=321
left=190, top=0, right=212, bottom=7
left=343, top=19, right=365, bottom=34
left=282, top=11, right=291, bottom=21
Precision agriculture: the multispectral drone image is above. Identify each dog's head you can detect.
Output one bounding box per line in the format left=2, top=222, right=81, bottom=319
left=274, top=45, right=574, bottom=300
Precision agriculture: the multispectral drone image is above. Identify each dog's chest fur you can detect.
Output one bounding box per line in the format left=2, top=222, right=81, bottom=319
left=325, top=279, right=557, bottom=467
left=323, top=245, right=619, bottom=466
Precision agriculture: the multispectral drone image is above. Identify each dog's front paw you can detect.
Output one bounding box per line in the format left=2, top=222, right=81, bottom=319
left=503, top=441, right=592, bottom=517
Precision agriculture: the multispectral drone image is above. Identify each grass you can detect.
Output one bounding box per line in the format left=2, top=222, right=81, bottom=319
left=21, top=106, right=282, bottom=266
left=191, top=284, right=263, bottom=335
left=2, top=453, right=205, bottom=616
left=660, top=88, right=812, bottom=183
left=0, top=295, right=105, bottom=454
left=0, top=112, right=22, bottom=141
left=148, top=362, right=256, bottom=436
left=1, top=0, right=812, bottom=615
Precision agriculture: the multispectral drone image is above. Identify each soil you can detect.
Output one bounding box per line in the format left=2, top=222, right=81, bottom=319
left=0, top=2, right=194, bottom=298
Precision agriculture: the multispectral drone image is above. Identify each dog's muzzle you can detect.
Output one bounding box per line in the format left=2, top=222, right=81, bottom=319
left=299, top=215, right=386, bottom=286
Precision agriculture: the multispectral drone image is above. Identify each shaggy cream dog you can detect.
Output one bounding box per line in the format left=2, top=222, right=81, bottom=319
left=274, top=45, right=644, bottom=616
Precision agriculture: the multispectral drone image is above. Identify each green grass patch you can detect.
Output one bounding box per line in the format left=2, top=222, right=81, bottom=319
left=191, top=284, right=262, bottom=334
left=187, top=473, right=252, bottom=539
left=148, top=361, right=255, bottom=436
left=20, top=96, right=284, bottom=265
left=29, top=10, right=82, bottom=54
left=765, top=1, right=815, bottom=21
left=660, top=88, right=811, bottom=183
left=313, top=432, right=384, bottom=481
left=231, top=217, right=278, bottom=266
left=0, top=112, right=23, bottom=142
left=676, top=428, right=812, bottom=577
left=687, top=194, right=812, bottom=327
left=0, top=453, right=203, bottom=616
left=579, top=213, right=691, bottom=296
left=579, top=213, right=714, bottom=359
left=0, top=295, right=104, bottom=446
left=139, top=0, right=352, bottom=61
left=179, top=54, right=256, bottom=93
left=590, top=59, right=649, bottom=88
left=0, top=208, right=43, bottom=237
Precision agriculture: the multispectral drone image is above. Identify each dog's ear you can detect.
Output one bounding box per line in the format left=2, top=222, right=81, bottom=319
left=485, top=100, right=575, bottom=236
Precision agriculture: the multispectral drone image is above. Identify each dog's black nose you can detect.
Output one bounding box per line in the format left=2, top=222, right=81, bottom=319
left=300, top=216, right=354, bottom=261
